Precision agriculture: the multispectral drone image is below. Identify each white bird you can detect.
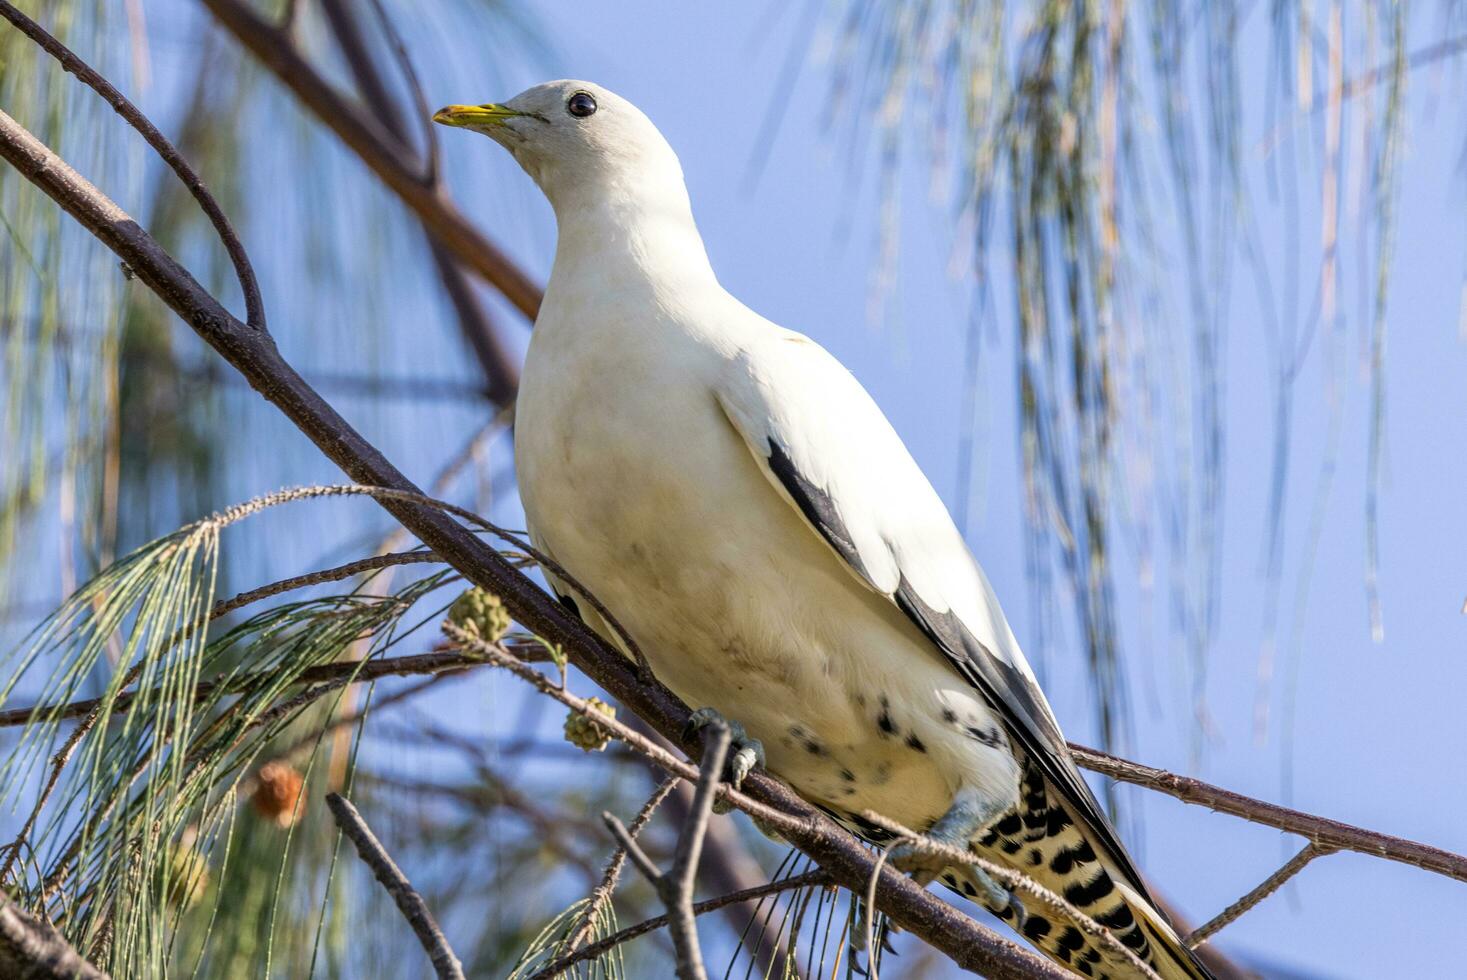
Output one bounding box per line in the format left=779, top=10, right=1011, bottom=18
left=435, top=81, right=1213, bottom=980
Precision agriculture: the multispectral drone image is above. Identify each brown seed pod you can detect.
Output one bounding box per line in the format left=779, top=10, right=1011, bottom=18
left=252, top=760, right=305, bottom=828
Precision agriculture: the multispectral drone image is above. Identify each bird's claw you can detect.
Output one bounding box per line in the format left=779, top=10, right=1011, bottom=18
left=684, top=707, right=765, bottom=810
left=1003, top=891, right=1028, bottom=931
left=888, top=840, right=950, bottom=883
left=727, top=742, right=761, bottom=789
left=889, top=841, right=1025, bottom=928
left=965, top=871, right=1025, bottom=930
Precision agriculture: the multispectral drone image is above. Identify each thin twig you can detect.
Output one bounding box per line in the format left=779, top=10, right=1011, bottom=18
left=0, top=647, right=500, bottom=730
left=1187, top=843, right=1336, bottom=947
left=601, top=724, right=730, bottom=980
left=626, top=713, right=806, bottom=980
left=326, top=793, right=466, bottom=980
left=0, top=896, right=110, bottom=980
left=0, top=1, right=265, bottom=330
left=210, top=549, right=440, bottom=619
left=604, top=815, right=663, bottom=882
left=528, top=871, right=833, bottom=980
left=566, top=776, right=680, bottom=951
left=1070, top=743, right=1467, bottom=884
left=862, top=844, right=897, bottom=978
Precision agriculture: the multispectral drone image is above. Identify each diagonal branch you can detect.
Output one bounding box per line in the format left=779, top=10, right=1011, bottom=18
left=602, top=723, right=732, bottom=980
left=326, top=793, right=466, bottom=980
left=15, top=22, right=1456, bottom=974
left=1070, top=744, right=1467, bottom=884
left=565, top=775, right=680, bottom=952
left=0, top=2, right=265, bottom=331
left=1186, top=843, right=1336, bottom=947
left=0, top=897, right=109, bottom=980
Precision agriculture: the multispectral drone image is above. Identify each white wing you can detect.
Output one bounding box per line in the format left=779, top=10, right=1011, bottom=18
left=716, top=328, right=1149, bottom=893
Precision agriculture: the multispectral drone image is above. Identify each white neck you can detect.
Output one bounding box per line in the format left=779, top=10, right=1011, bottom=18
left=545, top=169, right=719, bottom=299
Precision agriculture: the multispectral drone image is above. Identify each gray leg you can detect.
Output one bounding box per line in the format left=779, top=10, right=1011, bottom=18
left=684, top=707, right=765, bottom=801
left=890, top=787, right=1025, bottom=926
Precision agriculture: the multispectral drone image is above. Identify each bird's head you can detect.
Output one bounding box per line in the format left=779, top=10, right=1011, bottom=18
left=433, top=80, right=683, bottom=215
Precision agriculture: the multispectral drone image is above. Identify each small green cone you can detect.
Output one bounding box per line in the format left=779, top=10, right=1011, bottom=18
left=564, top=697, right=617, bottom=751
left=448, top=587, right=511, bottom=643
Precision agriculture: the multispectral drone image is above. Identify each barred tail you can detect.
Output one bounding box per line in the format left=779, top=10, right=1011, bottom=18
left=942, top=761, right=1215, bottom=980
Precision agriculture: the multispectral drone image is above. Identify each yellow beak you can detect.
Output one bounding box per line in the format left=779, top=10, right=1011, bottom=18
left=432, top=103, right=521, bottom=129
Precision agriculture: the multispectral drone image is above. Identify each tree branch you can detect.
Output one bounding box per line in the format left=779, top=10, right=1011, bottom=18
left=1070, top=744, right=1467, bottom=884
left=601, top=724, right=731, bottom=980
left=0, top=648, right=499, bottom=730
left=326, top=793, right=466, bottom=980
left=439, top=624, right=1070, bottom=980
left=1186, top=843, right=1335, bottom=947
left=209, top=549, right=442, bottom=620
left=627, top=712, right=805, bottom=979
left=0, top=897, right=109, bottom=980
left=5, top=606, right=1463, bottom=923
left=565, top=776, right=680, bottom=952
left=10, top=27, right=1452, bottom=974
left=0, top=15, right=1071, bottom=974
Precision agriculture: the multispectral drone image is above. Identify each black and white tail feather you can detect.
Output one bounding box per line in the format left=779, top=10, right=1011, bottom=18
left=831, top=753, right=1211, bottom=980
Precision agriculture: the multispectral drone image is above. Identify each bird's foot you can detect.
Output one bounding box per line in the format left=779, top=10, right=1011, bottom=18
left=887, top=837, right=955, bottom=883
left=888, top=789, right=1026, bottom=928
left=890, top=841, right=1026, bottom=928
left=684, top=707, right=765, bottom=812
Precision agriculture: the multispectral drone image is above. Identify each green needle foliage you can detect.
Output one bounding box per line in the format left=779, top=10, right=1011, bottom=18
left=0, top=489, right=467, bottom=977
left=506, top=897, right=626, bottom=980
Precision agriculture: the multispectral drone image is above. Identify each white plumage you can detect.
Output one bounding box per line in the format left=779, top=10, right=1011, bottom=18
left=435, top=80, right=1213, bottom=980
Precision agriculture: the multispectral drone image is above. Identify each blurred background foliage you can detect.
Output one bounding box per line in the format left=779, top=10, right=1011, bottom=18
left=0, top=0, right=1463, bottom=976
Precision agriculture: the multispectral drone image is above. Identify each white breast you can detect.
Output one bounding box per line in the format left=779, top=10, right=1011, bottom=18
left=515, top=293, right=1018, bottom=828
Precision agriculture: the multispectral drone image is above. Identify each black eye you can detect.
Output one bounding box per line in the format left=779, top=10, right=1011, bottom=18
left=567, top=92, right=597, bottom=118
